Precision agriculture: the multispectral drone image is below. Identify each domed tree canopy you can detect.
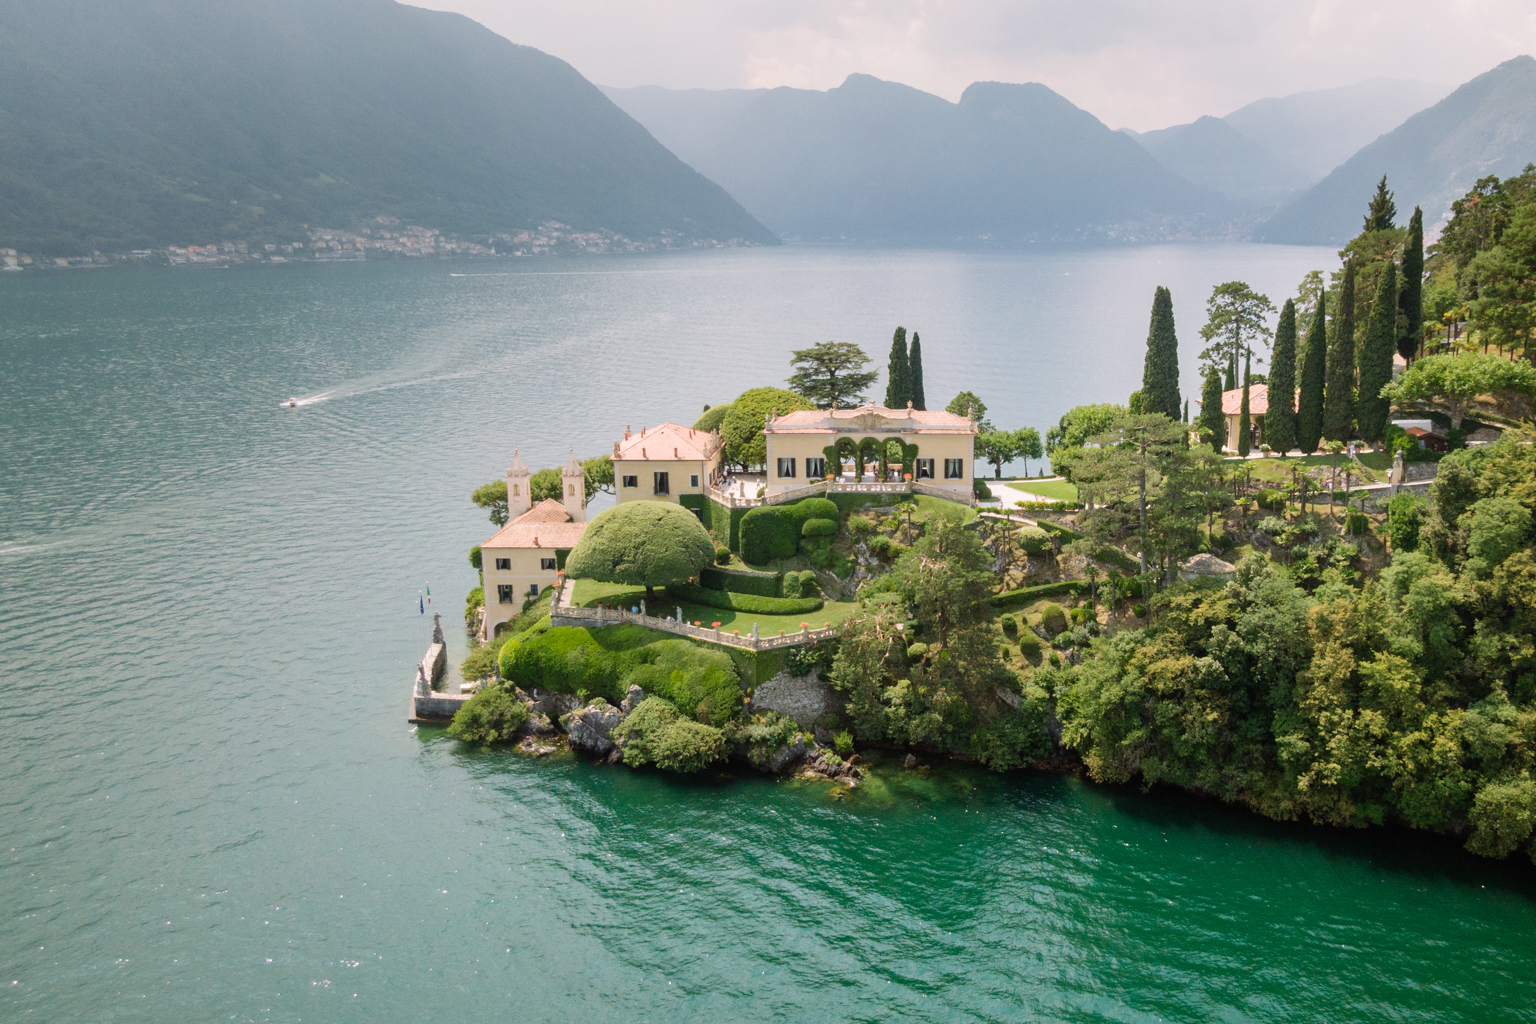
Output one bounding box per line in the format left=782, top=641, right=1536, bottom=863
left=722, top=387, right=814, bottom=469
left=565, top=502, right=716, bottom=600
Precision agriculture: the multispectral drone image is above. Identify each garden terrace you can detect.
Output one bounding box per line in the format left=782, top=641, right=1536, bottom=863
left=557, top=579, right=845, bottom=650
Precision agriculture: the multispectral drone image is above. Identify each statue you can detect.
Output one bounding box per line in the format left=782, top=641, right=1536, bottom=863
left=431, top=612, right=444, bottom=646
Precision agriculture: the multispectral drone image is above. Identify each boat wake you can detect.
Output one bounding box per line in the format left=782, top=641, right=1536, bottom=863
left=280, top=390, right=335, bottom=408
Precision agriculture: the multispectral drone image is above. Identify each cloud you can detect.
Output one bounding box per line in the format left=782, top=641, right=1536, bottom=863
left=413, top=0, right=1536, bottom=129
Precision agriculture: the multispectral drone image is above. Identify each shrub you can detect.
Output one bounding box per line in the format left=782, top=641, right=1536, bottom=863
left=715, top=545, right=731, bottom=565
left=667, top=582, right=823, bottom=615
left=622, top=641, right=743, bottom=727
left=1000, top=615, right=1019, bottom=639
left=468, top=544, right=482, bottom=570
left=446, top=687, right=529, bottom=745
left=906, top=642, right=929, bottom=661
left=1132, top=602, right=1148, bottom=618
left=464, top=585, right=484, bottom=625
left=1039, top=604, right=1067, bottom=635
left=1256, top=488, right=1285, bottom=512
left=1209, top=528, right=1231, bottom=551
left=460, top=642, right=498, bottom=681
left=700, top=565, right=781, bottom=597
left=974, top=479, right=993, bottom=500
left=1018, top=635, right=1043, bottom=663
left=790, top=497, right=839, bottom=525
left=694, top=403, right=732, bottom=433
left=833, top=730, right=854, bottom=756
left=1344, top=508, right=1369, bottom=535
left=802, top=517, right=838, bottom=537
left=783, top=569, right=821, bottom=599
left=845, top=514, right=875, bottom=537
left=499, top=624, right=665, bottom=702
left=784, top=638, right=836, bottom=676
left=989, top=580, right=1090, bottom=608
left=1257, top=516, right=1289, bottom=536
left=1017, top=526, right=1052, bottom=554
left=618, top=697, right=727, bottom=772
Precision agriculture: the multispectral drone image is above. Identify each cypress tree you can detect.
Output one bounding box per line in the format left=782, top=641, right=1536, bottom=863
left=1182, top=398, right=1189, bottom=423
left=1237, top=351, right=1252, bottom=457
left=1399, top=206, right=1424, bottom=360
left=1297, top=292, right=1326, bottom=454
left=1141, top=286, right=1181, bottom=420
left=1199, top=366, right=1226, bottom=449
left=1225, top=354, right=1237, bottom=391
left=908, top=332, right=926, bottom=410
left=1323, top=261, right=1357, bottom=441
left=1364, top=175, right=1397, bottom=232
left=884, top=327, right=910, bottom=408
left=1358, top=260, right=1398, bottom=443
left=1266, top=299, right=1298, bottom=456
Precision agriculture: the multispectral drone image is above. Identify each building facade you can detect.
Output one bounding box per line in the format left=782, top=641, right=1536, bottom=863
left=612, top=423, right=724, bottom=505
left=762, top=403, right=977, bottom=499
left=479, top=450, right=587, bottom=639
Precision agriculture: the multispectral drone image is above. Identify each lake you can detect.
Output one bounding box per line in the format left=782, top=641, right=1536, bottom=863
left=4, top=244, right=1535, bottom=1023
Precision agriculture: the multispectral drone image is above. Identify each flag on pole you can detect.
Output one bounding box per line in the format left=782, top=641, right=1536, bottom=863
left=426, top=582, right=432, bottom=605
left=419, top=591, right=424, bottom=614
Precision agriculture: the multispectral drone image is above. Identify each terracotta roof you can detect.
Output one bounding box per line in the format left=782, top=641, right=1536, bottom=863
left=482, top=499, right=587, bottom=549
left=1220, top=384, right=1273, bottom=416
left=1405, top=426, right=1446, bottom=440
left=614, top=422, right=721, bottom=461
left=768, top=404, right=975, bottom=434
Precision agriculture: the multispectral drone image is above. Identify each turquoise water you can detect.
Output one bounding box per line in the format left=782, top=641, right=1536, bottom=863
left=4, top=247, right=1535, bottom=1022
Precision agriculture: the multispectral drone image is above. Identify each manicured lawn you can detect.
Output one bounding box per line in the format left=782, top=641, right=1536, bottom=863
left=1244, top=452, right=1390, bottom=486
left=1007, top=477, right=1078, bottom=501
left=571, top=579, right=860, bottom=636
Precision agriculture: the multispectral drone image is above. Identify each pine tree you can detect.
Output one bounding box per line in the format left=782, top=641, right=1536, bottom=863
left=1141, top=285, right=1181, bottom=420
left=1364, top=174, right=1397, bottom=232
left=1297, top=292, right=1326, bottom=454
left=1358, top=260, right=1398, bottom=443
left=1237, top=351, right=1252, bottom=457
left=1266, top=298, right=1298, bottom=456
left=1323, top=261, right=1357, bottom=441
left=884, top=327, right=910, bottom=408
left=907, top=332, right=926, bottom=410
left=1398, top=206, right=1424, bottom=360
left=1199, top=366, right=1226, bottom=449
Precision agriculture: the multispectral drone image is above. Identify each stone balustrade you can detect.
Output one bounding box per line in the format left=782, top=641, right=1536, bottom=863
left=703, top=478, right=974, bottom=510
left=550, top=579, right=838, bottom=651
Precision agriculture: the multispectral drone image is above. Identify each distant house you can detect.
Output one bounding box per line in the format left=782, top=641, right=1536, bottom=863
left=612, top=422, right=723, bottom=507
left=1404, top=426, right=1448, bottom=452
left=1219, top=384, right=1278, bottom=452
left=479, top=450, right=586, bottom=639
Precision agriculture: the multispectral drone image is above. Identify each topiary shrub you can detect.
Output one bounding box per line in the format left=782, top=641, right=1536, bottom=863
left=802, top=517, right=838, bottom=537
left=1132, top=602, right=1148, bottom=618
left=783, top=569, right=821, bottom=599
left=1018, top=635, right=1043, bottom=663
left=1017, top=526, right=1052, bottom=555
left=447, top=687, right=529, bottom=745
left=1039, top=604, right=1068, bottom=636
left=740, top=506, right=800, bottom=564
left=1000, top=615, right=1019, bottom=639
left=499, top=624, right=666, bottom=702
left=617, top=697, right=726, bottom=772
left=700, top=565, right=782, bottom=597
left=790, top=497, right=839, bottom=525
left=715, top=545, right=731, bottom=565
left=974, top=479, right=993, bottom=500
left=566, top=502, right=716, bottom=600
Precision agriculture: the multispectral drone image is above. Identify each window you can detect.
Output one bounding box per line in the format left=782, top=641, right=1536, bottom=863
left=944, top=458, right=964, bottom=479
left=540, top=557, right=557, bottom=571
left=494, top=557, right=510, bottom=571
left=777, top=457, right=796, bottom=478
left=916, top=458, right=935, bottom=480
left=806, top=457, right=825, bottom=479
left=622, top=474, right=638, bottom=489
left=653, top=471, right=669, bottom=495
left=690, top=474, right=699, bottom=488
left=496, top=584, right=515, bottom=604
left=528, top=584, right=539, bottom=597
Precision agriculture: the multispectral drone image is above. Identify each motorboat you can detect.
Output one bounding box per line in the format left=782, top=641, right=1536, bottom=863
left=283, top=397, right=298, bottom=408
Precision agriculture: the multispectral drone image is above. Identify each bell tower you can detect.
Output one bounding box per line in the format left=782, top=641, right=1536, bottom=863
left=506, top=449, right=531, bottom=521
left=562, top=449, right=586, bottom=523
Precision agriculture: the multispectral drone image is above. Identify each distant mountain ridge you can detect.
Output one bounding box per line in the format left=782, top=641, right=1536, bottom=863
left=1128, top=116, right=1311, bottom=208
left=1261, top=56, right=1536, bottom=244
left=604, top=75, right=1228, bottom=243
left=0, top=0, right=776, bottom=255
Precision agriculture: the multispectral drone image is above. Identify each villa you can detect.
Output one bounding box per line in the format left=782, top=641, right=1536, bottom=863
left=1221, top=384, right=1270, bottom=451
left=612, top=422, right=724, bottom=505
left=762, top=402, right=977, bottom=500
left=480, top=450, right=587, bottom=639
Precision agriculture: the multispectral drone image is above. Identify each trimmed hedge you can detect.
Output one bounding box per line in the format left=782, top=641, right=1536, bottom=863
left=989, top=580, right=1091, bottom=609
left=667, top=582, right=823, bottom=615
left=740, top=497, right=842, bottom=564
left=700, top=565, right=782, bottom=598
left=802, top=517, right=838, bottom=537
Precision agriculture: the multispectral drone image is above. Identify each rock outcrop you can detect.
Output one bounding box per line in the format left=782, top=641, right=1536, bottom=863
left=563, top=699, right=623, bottom=757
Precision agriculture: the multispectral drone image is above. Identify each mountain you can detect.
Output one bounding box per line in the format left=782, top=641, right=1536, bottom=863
left=0, top=0, right=776, bottom=255
left=1222, top=78, right=1452, bottom=182
left=1129, top=116, right=1311, bottom=208
left=603, top=75, right=1227, bottom=243
left=1261, top=56, right=1536, bottom=244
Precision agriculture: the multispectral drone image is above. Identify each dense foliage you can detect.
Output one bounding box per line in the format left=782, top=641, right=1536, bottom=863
left=885, top=327, right=912, bottom=408
left=1052, top=430, right=1536, bottom=861
left=739, top=497, right=840, bottom=565
left=788, top=341, right=878, bottom=409
left=617, top=697, right=727, bottom=772
left=447, top=688, right=530, bottom=745
left=667, top=582, right=824, bottom=616
left=1380, top=352, right=1536, bottom=429
left=722, top=388, right=814, bottom=468
left=1141, top=286, right=1182, bottom=421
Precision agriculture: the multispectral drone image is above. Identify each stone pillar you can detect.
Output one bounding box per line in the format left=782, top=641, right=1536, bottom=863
left=431, top=612, right=444, bottom=646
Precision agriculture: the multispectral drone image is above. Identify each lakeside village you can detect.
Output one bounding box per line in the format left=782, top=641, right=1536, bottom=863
left=1, top=219, right=751, bottom=271
left=411, top=175, right=1536, bottom=867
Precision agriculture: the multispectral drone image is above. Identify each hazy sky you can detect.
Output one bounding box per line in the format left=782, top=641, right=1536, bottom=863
left=414, top=0, right=1534, bottom=130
